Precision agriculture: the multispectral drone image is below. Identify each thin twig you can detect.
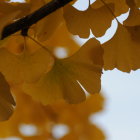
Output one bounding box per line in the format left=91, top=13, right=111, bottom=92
left=1, top=0, right=72, bottom=40
left=28, top=35, right=55, bottom=58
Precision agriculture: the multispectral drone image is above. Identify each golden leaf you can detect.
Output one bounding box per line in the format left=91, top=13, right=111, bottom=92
left=0, top=87, right=104, bottom=139
left=0, top=47, right=54, bottom=84
left=103, top=23, right=140, bottom=72
left=45, top=23, right=80, bottom=57
left=63, top=4, right=114, bottom=38
left=23, top=38, right=103, bottom=104
left=92, top=0, right=129, bottom=16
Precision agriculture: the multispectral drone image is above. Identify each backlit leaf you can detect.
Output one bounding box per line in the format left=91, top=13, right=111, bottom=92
left=23, top=38, right=103, bottom=104
left=64, top=4, right=114, bottom=38
left=103, top=23, right=140, bottom=72
left=0, top=47, right=54, bottom=84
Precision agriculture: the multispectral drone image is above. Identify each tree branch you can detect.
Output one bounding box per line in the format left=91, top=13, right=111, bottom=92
left=1, top=0, right=72, bottom=40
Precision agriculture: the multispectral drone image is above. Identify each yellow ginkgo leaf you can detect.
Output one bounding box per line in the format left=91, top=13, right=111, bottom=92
left=0, top=72, right=15, bottom=121
left=63, top=4, right=114, bottom=38
left=103, top=23, right=140, bottom=72
left=22, top=59, right=85, bottom=104
left=23, top=38, right=103, bottom=104
left=0, top=48, right=54, bottom=84
left=0, top=87, right=104, bottom=139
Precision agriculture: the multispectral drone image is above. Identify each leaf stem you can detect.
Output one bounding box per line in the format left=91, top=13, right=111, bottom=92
left=27, top=35, right=56, bottom=59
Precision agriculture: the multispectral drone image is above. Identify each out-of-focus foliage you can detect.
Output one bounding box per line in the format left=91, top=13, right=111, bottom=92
left=0, top=1, right=139, bottom=139
left=0, top=87, right=105, bottom=140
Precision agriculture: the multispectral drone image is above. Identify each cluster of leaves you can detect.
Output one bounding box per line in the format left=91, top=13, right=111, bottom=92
left=0, top=87, right=104, bottom=139
left=0, top=0, right=139, bottom=138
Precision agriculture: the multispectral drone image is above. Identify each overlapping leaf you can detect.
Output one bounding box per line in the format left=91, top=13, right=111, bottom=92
left=0, top=87, right=104, bottom=139
left=103, top=23, right=140, bottom=72
left=0, top=43, right=54, bottom=84
left=92, top=0, right=129, bottom=16
left=45, top=23, right=80, bottom=56
left=23, top=38, right=103, bottom=104
left=64, top=3, right=114, bottom=38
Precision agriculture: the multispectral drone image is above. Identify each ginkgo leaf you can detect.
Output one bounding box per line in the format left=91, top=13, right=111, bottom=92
left=0, top=48, right=54, bottom=84
left=22, top=59, right=86, bottom=104
left=0, top=72, right=15, bottom=121
left=23, top=38, right=103, bottom=104
left=63, top=4, right=114, bottom=38
left=92, top=0, right=129, bottom=16
left=64, top=39, right=103, bottom=94
left=103, top=23, right=140, bottom=72
left=0, top=87, right=104, bottom=139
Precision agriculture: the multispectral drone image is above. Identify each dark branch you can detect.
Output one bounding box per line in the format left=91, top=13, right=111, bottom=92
left=1, top=0, right=72, bottom=40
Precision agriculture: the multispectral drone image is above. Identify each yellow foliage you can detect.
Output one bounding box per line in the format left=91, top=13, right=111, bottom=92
left=0, top=1, right=139, bottom=140
left=92, top=0, right=129, bottom=16
left=23, top=38, right=103, bottom=104
left=0, top=37, right=54, bottom=84
left=0, top=87, right=105, bottom=139
left=64, top=3, right=114, bottom=38
left=103, top=23, right=140, bottom=72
